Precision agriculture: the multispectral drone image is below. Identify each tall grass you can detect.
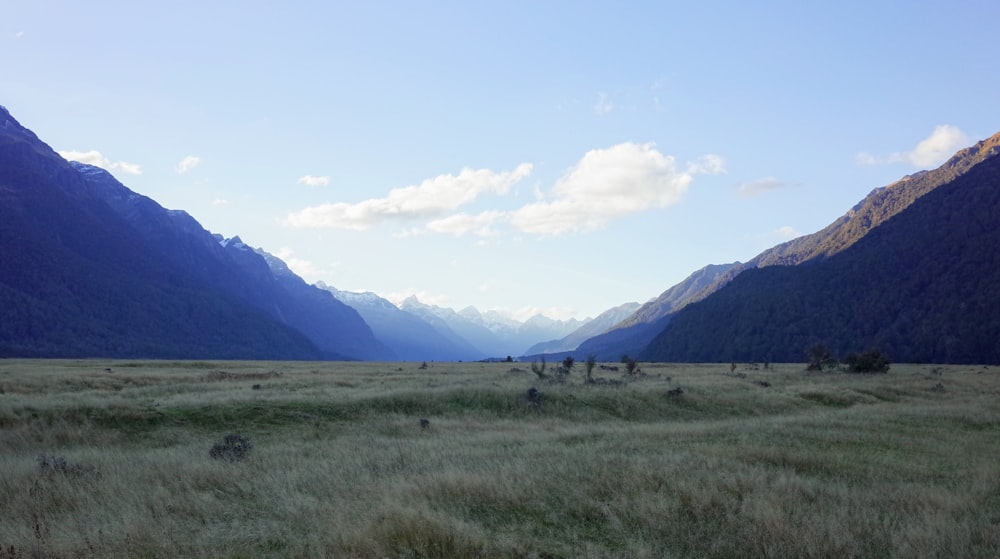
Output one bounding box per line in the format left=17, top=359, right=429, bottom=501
left=0, top=359, right=998, bottom=557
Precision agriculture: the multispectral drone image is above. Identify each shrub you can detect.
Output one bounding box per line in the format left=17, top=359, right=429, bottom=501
left=843, top=350, right=890, bottom=373
left=622, top=356, right=639, bottom=376
left=530, top=358, right=547, bottom=379
left=585, top=354, right=597, bottom=383
left=561, top=356, right=575, bottom=373
left=209, top=434, right=254, bottom=461
left=806, top=344, right=837, bottom=371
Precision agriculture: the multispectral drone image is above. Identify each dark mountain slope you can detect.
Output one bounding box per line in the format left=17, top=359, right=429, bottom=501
left=70, top=160, right=391, bottom=361
left=571, top=263, right=737, bottom=360
left=643, top=135, right=1000, bottom=364
left=0, top=106, right=322, bottom=358
left=253, top=252, right=395, bottom=360
left=689, top=133, right=1000, bottom=306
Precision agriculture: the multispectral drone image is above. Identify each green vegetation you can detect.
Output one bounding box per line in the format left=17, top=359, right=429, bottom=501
left=1, top=359, right=999, bottom=558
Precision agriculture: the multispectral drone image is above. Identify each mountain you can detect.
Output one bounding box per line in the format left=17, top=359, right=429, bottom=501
left=0, top=105, right=388, bottom=359
left=684, top=137, right=1000, bottom=307
left=250, top=249, right=395, bottom=360
left=569, top=263, right=739, bottom=360
left=0, top=106, right=321, bottom=358
left=71, top=162, right=392, bottom=361
left=318, top=283, right=481, bottom=361
left=399, top=297, right=584, bottom=358
left=642, top=131, right=1000, bottom=363
left=523, top=302, right=641, bottom=356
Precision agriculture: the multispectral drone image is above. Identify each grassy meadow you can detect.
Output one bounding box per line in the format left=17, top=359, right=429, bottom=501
left=0, top=359, right=998, bottom=558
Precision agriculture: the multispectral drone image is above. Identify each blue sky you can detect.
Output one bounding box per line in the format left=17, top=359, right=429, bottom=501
left=4, top=1, right=999, bottom=320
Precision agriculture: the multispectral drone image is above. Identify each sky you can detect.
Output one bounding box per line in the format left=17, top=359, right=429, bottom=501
left=3, top=1, right=1000, bottom=321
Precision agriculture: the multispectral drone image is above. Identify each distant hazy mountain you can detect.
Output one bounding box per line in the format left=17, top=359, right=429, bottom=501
left=643, top=131, right=1000, bottom=363
left=523, top=302, right=640, bottom=356
left=570, top=263, right=739, bottom=360
left=0, top=105, right=388, bottom=359
left=317, top=282, right=482, bottom=361
left=399, top=296, right=585, bottom=358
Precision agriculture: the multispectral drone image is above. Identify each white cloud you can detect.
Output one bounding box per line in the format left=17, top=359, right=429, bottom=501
left=285, top=164, right=532, bottom=230
left=424, top=211, right=506, bottom=237
left=274, top=248, right=321, bottom=281
left=593, top=92, right=614, bottom=115
left=175, top=155, right=201, bottom=174
left=14, top=31, right=25, bottom=39
left=687, top=154, right=727, bottom=175
left=509, top=142, right=691, bottom=235
left=58, top=150, right=142, bottom=175
left=773, top=225, right=800, bottom=239
left=857, top=125, right=970, bottom=168
left=297, top=175, right=330, bottom=187
left=904, top=125, right=969, bottom=167
left=211, top=198, right=229, bottom=206
left=855, top=152, right=879, bottom=165
left=736, top=176, right=786, bottom=198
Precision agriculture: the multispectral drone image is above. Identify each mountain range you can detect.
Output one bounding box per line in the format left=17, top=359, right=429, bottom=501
left=0, top=105, right=588, bottom=360
left=2, top=103, right=998, bottom=363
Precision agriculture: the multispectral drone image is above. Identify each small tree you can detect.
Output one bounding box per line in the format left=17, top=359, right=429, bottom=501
left=806, top=344, right=835, bottom=371
left=585, top=354, right=597, bottom=383
left=623, top=356, right=639, bottom=376
left=562, top=356, right=575, bottom=374
left=530, top=357, right=547, bottom=379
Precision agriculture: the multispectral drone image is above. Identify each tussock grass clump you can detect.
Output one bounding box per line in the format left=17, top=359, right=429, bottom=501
left=35, top=453, right=93, bottom=478
left=209, top=434, right=253, bottom=462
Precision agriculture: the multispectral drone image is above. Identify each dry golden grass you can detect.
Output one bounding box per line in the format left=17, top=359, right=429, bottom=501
left=0, top=359, right=998, bottom=558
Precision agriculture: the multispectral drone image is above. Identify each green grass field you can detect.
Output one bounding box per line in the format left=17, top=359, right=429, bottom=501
left=1, top=359, right=998, bottom=558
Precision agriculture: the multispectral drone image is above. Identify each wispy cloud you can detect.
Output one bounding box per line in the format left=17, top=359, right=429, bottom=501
left=211, top=198, right=229, bottom=206
left=736, top=176, right=788, bottom=198
left=285, top=164, right=532, bottom=230
left=773, top=225, right=800, bottom=239
left=297, top=175, right=330, bottom=187
left=424, top=210, right=506, bottom=237
left=58, top=150, right=142, bottom=175
left=274, top=248, right=322, bottom=282
left=14, top=31, right=25, bottom=39
left=593, top=92, right=614, bottom=115
left=687, top=154, right=727, bottom=175
left=509, top=142, right=692, bottom=235
left=857, top=125, right=970, bottom=168
left=175, top=155, right=201, bottom=174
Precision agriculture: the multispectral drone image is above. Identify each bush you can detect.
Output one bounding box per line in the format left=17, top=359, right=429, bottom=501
left=585, top=354, right=597, bottom=382
left=209, top=434, right=254, bottom=461
left=843, top=350, right=890, bottom=373
left=530, top=358, right=547, bottom=379
left=806, top=344, right=837, bottom=371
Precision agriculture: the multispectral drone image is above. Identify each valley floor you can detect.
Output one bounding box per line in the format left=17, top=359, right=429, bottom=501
left=1, top=359, right=998, bottom=558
